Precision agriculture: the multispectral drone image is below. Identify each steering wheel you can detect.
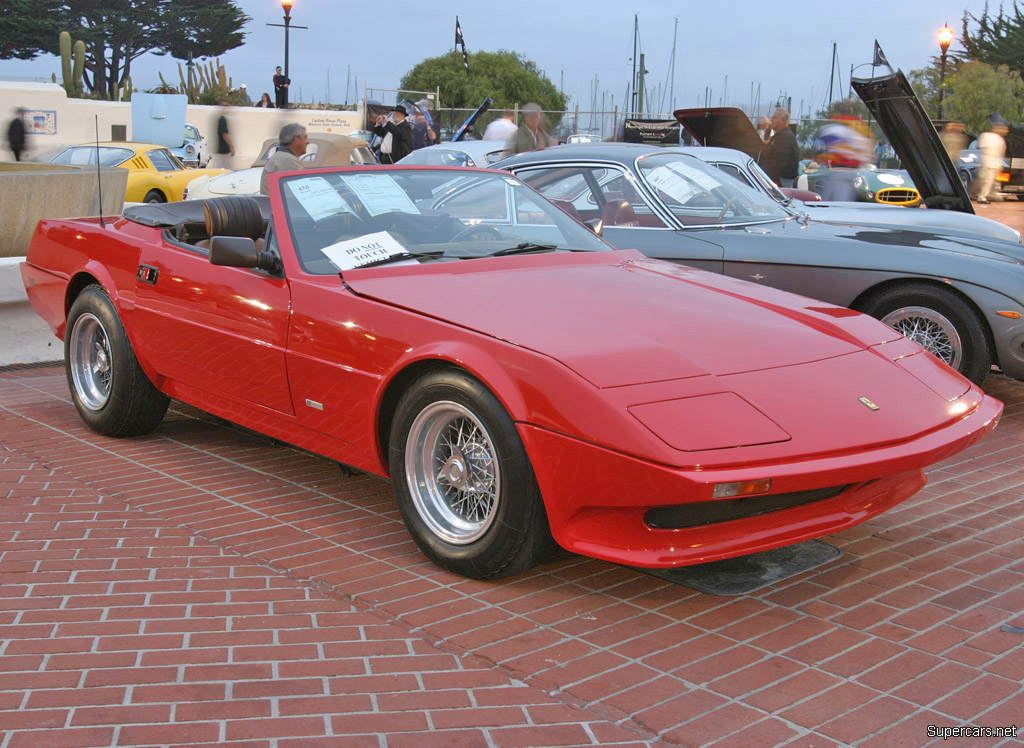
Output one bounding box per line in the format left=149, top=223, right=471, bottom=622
left=716, top=196, right=740, bottom=221
left=449, top=225, right=501, bottom=242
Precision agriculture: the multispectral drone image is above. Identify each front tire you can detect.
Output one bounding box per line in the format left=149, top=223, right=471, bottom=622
left=860, top=283, right=992, bottom=385
left=389, top=369, right=553, bottom=579
left=65, top=285, right=169, bottom=436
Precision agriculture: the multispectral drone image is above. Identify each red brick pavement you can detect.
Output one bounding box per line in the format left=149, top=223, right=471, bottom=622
left=3, top=237, right=1024, bottom=747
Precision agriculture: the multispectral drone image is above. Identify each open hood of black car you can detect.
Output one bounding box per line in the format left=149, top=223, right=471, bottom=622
left=851, top=70, right=973, bottom=213
left=673, top=107, right=766, bottom=162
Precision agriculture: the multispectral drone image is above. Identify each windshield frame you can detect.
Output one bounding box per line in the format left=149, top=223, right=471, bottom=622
left=276, top=166, right=613, bottom=276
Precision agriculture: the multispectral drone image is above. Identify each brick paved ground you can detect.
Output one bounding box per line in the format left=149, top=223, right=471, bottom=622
left=2, top=205, right=1024, bottom=748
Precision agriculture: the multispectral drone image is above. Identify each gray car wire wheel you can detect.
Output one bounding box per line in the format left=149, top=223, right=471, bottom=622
left=862, top=283, right=992, bottom=385
left=404, top=400, right=500, bottom=544
left=389, top=369, right=554, bottom=578
left=881, top=306, right=962, bottom=370
left=65, top=285, right=170, bottom=436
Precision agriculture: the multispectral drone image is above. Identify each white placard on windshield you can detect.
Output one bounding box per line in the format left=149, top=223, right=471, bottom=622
left=287, top=176, right=351, bottom=222
left=321, top=231, right=415, bottom=271
left=344, top=173, right=420, bottom=216
left=644, top=166, right=698, bottom=203
left=665, top=160, right=723, bottom=191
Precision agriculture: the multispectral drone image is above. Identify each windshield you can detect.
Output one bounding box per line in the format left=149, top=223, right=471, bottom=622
left=279, top=168, right=611, bottom=275
left=636, top=152, right=790, bottom=225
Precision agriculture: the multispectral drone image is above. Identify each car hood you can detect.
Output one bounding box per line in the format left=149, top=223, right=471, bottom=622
left=196, top=167, right=260, bottom=196
left=851, top=69, right=972, bottom=213
left=673, top=107, right=767, bottom=161
left=345, top=250, right=899, bottom=388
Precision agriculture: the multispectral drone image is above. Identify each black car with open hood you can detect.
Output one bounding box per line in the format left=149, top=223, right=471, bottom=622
left=851, top=69, right=973, bottom=213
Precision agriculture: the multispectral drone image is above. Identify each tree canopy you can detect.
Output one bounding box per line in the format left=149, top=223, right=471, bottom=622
left=400, top=49, right=567, bottom=114
left=961, top=2, right=1024, bottom=78
left=943, top=61, right=1024, bottom=132
left=0, top=0, right=249, bottom=100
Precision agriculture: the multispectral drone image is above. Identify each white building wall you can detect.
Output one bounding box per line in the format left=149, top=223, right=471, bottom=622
left=2, top=81, right=364, bottom=168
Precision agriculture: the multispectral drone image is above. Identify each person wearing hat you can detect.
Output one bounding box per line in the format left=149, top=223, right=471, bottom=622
left=273, top=66, right=290, bottom=109
left=239, top=83, right=252, bottom=106
left=373, top=104, right=412, bottom=164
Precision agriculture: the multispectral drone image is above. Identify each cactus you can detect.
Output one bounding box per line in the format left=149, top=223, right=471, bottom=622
left=170, top=57, right=236, bottom=104
left=71, top=40, right=85, bottom=96
left=57, top=30, right=85, bottom=97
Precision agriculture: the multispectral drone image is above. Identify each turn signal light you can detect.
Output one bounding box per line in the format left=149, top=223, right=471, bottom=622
left=996, top=311, right=1022, bottom=319
left=713, top=479, right=772, bottom=498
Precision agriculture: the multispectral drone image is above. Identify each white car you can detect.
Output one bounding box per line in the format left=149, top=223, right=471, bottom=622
left=185, top=133, right=377, bottom=200
left=169, top=123, right=209, bottom=168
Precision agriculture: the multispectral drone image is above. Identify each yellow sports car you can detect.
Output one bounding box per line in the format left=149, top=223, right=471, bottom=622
left=49, top=141, right=229, bottom=203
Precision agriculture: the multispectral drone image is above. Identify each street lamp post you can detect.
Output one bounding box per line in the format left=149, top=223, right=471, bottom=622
left=266, top=0, right=307, bottom=109
left=938, top=23, right=954, bottom=120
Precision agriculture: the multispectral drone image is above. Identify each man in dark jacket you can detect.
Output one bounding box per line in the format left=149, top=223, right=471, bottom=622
left=766, top=108, right=799, bottom=187
left=7, top=109, right=26, bottom=162
left=373, top=104, right=412, bottom=164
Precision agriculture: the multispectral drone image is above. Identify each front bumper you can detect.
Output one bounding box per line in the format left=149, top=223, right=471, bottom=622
left=518, top=392, right=1001, bottom=569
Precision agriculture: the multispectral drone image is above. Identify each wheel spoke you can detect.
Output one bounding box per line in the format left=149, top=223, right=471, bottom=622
left=404, top=401, right=501, bottom=545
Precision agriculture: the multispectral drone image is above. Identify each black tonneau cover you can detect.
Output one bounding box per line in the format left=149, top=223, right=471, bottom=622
left=123, top=196, right=272, bottom=228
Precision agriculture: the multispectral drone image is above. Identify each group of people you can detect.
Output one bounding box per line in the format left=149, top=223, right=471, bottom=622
left=372, top=104, right=439, bottom=163
left=227, top=66, right=291, bottom=110
left=482, top=104, right=553, bottom=154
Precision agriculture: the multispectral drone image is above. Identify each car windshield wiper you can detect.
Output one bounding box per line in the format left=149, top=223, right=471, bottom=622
left=488, top=242, right=559, bottom=257
left=354, top=250, right=445, bottom=268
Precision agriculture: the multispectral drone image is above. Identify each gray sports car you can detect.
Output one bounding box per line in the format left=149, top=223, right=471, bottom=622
left=499, top=142, right=1024, bottom=386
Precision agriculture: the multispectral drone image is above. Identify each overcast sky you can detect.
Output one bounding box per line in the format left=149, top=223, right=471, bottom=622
left=0, top=0, right=979, bottom=119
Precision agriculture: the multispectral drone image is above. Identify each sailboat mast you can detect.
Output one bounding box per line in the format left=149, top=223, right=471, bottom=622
left=631, top=14, right=639, bottom=115
left=828, top=41, right=837, bottom=107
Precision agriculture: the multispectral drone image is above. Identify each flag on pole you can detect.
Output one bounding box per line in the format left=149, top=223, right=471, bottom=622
left=872, top=40, right=890, bottom=69
left=455, top=17, right=469, bottom=73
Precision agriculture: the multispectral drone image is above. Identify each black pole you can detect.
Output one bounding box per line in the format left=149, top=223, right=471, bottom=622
left=283, top=8, right=291, bottom=108
left=938, top=50, right=948, bottom=120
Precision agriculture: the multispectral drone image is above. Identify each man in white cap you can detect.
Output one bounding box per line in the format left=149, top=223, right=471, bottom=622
left=239, top=84, right=252, bottom=106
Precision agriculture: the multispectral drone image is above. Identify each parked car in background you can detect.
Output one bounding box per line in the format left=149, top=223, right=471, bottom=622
left=21, top=165, right=1001, bottom=579
left=567, top=134, right=603, bottom=144
left=500, top=142, right=1024, bottom=385
left=796, top=160, right=921, bottom=206
left=956, top=140, right=1010, bottom=193
left=184, top=133, right=376, bottom=200
left=398, top=141, right=509, bottom=168
left=169, top=123, right=209, bottom=168
left=674, top=93, right=1019, bottom=243
left=49, top=141, right=228, bottom=203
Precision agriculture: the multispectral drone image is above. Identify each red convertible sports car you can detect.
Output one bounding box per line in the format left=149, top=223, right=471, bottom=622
left=21, top=165, right=1002, bottom=579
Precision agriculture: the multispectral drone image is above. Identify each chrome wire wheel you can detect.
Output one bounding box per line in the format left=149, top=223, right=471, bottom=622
left=404, top=400, right=500, bottom=545
left=69, top=312, right=112, bottom=411
left=882, top=305, right=962, bottom=369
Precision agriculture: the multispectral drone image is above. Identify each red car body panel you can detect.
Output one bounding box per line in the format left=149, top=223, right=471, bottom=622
left=20, top=166, right=1003, bottom=570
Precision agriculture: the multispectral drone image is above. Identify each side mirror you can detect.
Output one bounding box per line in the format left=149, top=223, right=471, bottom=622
left=209, top=236, right=281, bottom=274
left=585, top=218, right=604, bottom=236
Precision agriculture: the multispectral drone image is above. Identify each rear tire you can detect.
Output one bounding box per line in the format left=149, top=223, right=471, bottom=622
left=143, top=190, right=165, bottom=204
left=65, top=285, right=169, bottom=436
left=860, top=283, right=992, bottom=385
left=388, top=369, right=554, bottom=579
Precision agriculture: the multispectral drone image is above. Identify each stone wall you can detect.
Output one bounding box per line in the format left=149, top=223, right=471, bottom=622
left=0, top=163, right=128, bottom=258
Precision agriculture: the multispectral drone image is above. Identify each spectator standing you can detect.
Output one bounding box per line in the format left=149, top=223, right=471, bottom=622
left=7, top=108, right=26, bottom=161
left=256, top=92, right=275, bottom=109
left=373, top=105, right=412, bottom=164
left=411, top=109, right=437, bottom=150
left=940, top=121, right=968, bottom=162
left=260, top=123, right=309, bottom=195
left=483, top=110, right=517, bottom=142
left=755, top=116, right=772, bottom=143
left=239, top=84, right=252, bottom=106
left=766, top=108, right=799, bottom=187
left=510, top=103, right=552, bottom=154
left=273, top=66, right=290, bottom=109
left=976, top=120, right=1009, bottom=205
left=208, top=102, right=235, bottom=169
